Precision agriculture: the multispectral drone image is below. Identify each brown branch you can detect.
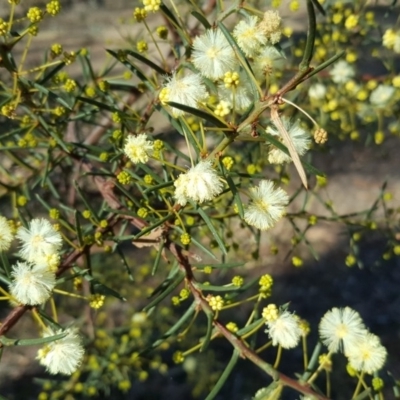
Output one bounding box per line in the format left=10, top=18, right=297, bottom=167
left=165, top=238, right=329, bottom=399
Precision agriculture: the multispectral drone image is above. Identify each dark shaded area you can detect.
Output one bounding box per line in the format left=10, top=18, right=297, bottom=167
left=2, top=235, right=399, bottom=399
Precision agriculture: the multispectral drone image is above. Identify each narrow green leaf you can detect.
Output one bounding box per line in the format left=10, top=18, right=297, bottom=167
left=351, top=389, right=372, bottom=400
left=196, top=205, right=227, bottom=255
left=138, top=163, right=165, bottom=184
left=77, top=96, right=118, bottom=113
left=0, top=252, right=11, bottom=277
left=5, top=149, right=36, bottom=171
left=143, top=272, right=185, bottom=311
left=37, top=115, right=70, bottom=153
left=299, top=0, right=316, bottom=71
left=73, top=181, right=99, bottom=222
left=40, top=150, right=52, bottom=188
left=224, top=173, right=244, bottom=218
left=305, top=50, right=345, bottom=80
left=167, top=102, right=230, bottom=129
left=79, top=52, right=96, bottom=82
left=310, top=0, right=326, bottom=15
left=74, top=210, right=84, bottom=248
left=189, top=235, right=219, bottom=261
left=191, top=11, right=211, bottom=29
left=179, top=117, right=201, bottom=158
left=143, top=180, right=174, bottom=195
left=192, top=262, right=245, bottom=269
left=35, top=194, right=51, bottom=212
left=196, top=283, right=244, bottom=292
left=90, top=280, right=126, bottom=301
left=0, top=46, right=17, bottom=72
left=224, top=277, right=259, bottom=300
left=160, top=4, right=190, bottom=47
left=205, top=350, right=239, bottom=400
left=115, top=245, right=135, bottom=281
left=30, top=81, right=72, bottom=109
left=156, top=104, right=189, bottom=139
left=159, top=3, right=180, bottom=26
left=133, top=214, right=171, bottom=240
left=237, top=317, right=264, bottom=336
left=107, top=49, right=156, bottom=92
left=125, top=50, right=168, bottom=75
left=150, top=262, right=180, bottom=297
left=38, top=62, right=66, bottom=85
left=144, top=302, right=197, bottom=353
left=151, top=241, right=164, bottom=276
left=216, top=0, right=241, bottom=22
left=0, top=332, right=67, bottom=347
left=0, top=274, right=11, bottom=285
left=200, top=313, right=213, bottom=352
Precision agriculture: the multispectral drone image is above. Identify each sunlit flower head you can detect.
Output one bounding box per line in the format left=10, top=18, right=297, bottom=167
left=244, top=180, right=289, bottom=231
left=160, top=73, right=208, bottom=117
left=369, top=84, right=395, bottom=107
left=253, top=46, right=285, bottom=81
left=258, top=10, right=282, bottom=44
left=37, top=327, right=85, bottom=375
left=319, top=307, right=368, bottom=354
left=265, top=309, right=302, bottom=349
left=382, top=28, right=400, bottom=52
left=329, top=60, right=355, bottom=84
left=214, top=100, right=231, bottom=117
left=124, top=133, right=154, bottom=164
left=347, top=332, right=387, bottom=374
left=233, top=16, right=267, bottom=58
left=266, top=117, right=311, bottom=164
left=0, top=216, right=14, bottom=252
left=36, top=253, right=61, bottom=272
left=9, top=261, right=56, bottom=305
left=16, top=218, right=62, bottom=262
left=142, top=0, right=161, bottom=12
left=192, top=29, right=237, bottom=80
left=174, top=160, right=223, bottom=206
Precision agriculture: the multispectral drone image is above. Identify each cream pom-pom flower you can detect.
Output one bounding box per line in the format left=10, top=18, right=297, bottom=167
left=346, top=332, right=387, bottom=374
left=9, top=261, right=56, bottom=305
left=0, top=216, right=14, bottom=252
left=329, top=60, right=355, bottom=84
left=244, top=180, right=289, bottom=231
left=16, top=218, right=62, bottom=263
left=192, top=29, right=237, bottom=80
left=174, top=160, right=223, bottom=206
left=233, top=16, right=267, bottom=58
left=159, top=72, right=208, bottom=117
left=124, top=133, right=154, bottom=164
left=319, top=307, right=368, bottom=354
left=257, top=10, right=283, bottom=44
left=265, top=307, right=302, bottom=349
left=308, top=82, right=327, bottom=101
left=369, top=84, right=395, bottom=107
left=37, top=327, right=85, bottom=375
